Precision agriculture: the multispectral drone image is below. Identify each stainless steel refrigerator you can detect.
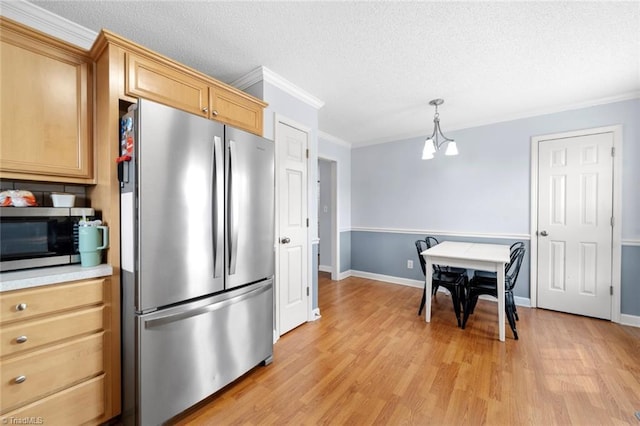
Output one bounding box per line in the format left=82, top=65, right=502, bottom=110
left=119, top=99, right=274, bottom=425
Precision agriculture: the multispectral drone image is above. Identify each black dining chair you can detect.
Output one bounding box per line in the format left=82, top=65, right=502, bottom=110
left=461, top=246, right=526, bottom=339
left=425, top=236, right=469, bottom=295
left=471, top=241, right=524, bottom=320
left=472, top=242, right=524, bottom=282
left=415, top=239, right=467, bottom=327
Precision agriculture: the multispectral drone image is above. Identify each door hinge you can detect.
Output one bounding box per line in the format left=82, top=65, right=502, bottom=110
left=611, top=216, right=614, bottom=227
left=306, top=218, right=309, bottom=227
left=306, top=149, right=309, bottom=159
left=610, top=286, right=613, bottom=296
left=611, top=147, right=615, bottom=157
left=306, top=287, right=309, bottom=296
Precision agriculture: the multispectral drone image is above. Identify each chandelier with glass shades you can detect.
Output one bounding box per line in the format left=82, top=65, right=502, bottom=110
left=421, top=98, right=458, bottom=160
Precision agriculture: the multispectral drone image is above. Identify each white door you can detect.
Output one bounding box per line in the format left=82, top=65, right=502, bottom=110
left=276, top=119, right=309, bottom=335
left=537, top=132, right=613, bottom=319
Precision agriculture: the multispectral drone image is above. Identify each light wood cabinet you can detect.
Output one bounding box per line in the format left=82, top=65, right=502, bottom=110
left=0, top=278, right=111, bottom=424
left=0, top=17, right=93, bottom=183
left=118, top=34, right=266, bottom=135
left=209, top=84, right=264, bottom=135
left=126, top=52, right=209, bottom=118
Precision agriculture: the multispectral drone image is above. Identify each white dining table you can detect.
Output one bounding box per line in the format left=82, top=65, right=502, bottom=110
left=421, top=241, right=510, bottom=341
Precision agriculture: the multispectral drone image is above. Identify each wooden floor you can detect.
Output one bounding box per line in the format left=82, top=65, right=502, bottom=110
left=174, top=273, right=640, bottom=425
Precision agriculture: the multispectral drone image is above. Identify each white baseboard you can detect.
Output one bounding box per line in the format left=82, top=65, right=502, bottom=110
left=310, top=307, right=321, bottom=321
left=338, top=270, right=352, bottom=280
left=318, top=265, right=332, bottom=273
left=350, top=270, right=423, bottom=289
left=620, top=314, right=640, bottom=328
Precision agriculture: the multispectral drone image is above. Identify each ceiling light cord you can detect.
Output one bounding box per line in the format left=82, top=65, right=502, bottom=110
left=422, top=99, right=458, bottom=160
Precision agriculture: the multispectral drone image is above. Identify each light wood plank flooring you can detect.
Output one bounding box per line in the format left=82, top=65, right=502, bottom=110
left=174, top=273, right=640, bottom=425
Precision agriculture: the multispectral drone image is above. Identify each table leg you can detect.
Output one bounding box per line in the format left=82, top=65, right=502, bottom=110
left=425, top=256, right=432, bottom=323
left=497, top=262, right=505, bottom=341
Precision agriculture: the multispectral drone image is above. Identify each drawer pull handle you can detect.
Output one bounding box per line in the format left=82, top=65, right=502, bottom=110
left=16, top=335, right=28, bottom=344
left=16, top=303, right=27, bottom=311
left=14, top=375, right=26, bottom=384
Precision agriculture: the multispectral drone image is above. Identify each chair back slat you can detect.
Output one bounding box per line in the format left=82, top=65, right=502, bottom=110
left=414, top=239, right=429, bottom=276
left=424, top=236, right=447, bottom=273
left=506, top=247, right=526, bottom=290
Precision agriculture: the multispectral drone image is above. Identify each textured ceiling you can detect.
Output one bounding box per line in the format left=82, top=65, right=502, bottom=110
left=28, top=1, right=640, bottom=146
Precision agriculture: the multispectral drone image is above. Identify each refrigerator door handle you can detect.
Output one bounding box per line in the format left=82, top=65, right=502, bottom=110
left=228, top=139, right=239, bottom=275
left=143, top=282, right=271, bottom=328
left=213, top=136, right=224, bottom=278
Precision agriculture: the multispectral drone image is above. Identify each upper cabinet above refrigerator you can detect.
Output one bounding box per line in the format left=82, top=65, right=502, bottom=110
left=124, top=50, right=266, bottom=135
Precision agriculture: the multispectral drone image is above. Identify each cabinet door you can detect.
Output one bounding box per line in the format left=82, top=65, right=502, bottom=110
left=209, top=84, right=264, bottom=135
left=126, top=52, right=209, bottom=118
left=0, top=20, right=92, bottom=181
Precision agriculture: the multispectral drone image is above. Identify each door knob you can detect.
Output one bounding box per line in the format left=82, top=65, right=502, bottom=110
left=280, top=237, right=291, bottom=244
left=540, top=230, right=549, bottom=236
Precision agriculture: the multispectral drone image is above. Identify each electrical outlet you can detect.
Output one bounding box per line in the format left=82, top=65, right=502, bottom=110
left=407, top=260, right=413, bottom=269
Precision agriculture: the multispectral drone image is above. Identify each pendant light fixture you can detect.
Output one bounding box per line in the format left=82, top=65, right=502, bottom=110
left=421, top=98, right=458, bottom=160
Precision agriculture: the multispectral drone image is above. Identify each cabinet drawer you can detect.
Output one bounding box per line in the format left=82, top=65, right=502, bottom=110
left=126, top=52, right=209, bottom=118
left=1, top=306, right=104, bottom=357
left=1, top=332, right=104, bottom=413
left=0, top=374, right=105, bottom=425
left=0, top=279, right=104, bottom=324
left=210, top=85, right=264, bottom=135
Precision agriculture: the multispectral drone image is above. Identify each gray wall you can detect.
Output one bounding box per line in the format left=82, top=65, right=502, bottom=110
left=621, top=245, right=640, bottom=315
left=340, top=231, right=351, bottom=273
left=350, top=98, right=640, bottom=315
left=318, top=159, right=332, bottom=268
left=352, top=231, right=530, bottom=298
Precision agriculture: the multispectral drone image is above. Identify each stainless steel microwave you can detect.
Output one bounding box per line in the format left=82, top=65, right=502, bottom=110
left=0, top=207, right=95, bottom=272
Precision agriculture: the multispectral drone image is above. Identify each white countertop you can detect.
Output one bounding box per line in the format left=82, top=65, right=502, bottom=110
left=0, top=264, right=113, bottom=292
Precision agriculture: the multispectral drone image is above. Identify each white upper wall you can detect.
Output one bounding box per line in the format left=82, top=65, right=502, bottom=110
left=351, top=98, right=639, bottom=241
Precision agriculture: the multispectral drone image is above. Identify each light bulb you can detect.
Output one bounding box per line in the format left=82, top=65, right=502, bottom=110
left=444, top=141, right=458, bottom=156
left=422, top=139, right=435, bottom=159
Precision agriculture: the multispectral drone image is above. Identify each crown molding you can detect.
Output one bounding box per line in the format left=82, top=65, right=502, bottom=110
left=448, top=91, right=640, bottom=133
left=318, top=131, right=351, bottom=148
left=1, top=0, right=97, bottom=49
left=231, top=66, right=325, bottom=110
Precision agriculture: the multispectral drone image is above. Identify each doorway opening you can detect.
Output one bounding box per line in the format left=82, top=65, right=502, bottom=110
left=317, top=157, right=339, bottom=288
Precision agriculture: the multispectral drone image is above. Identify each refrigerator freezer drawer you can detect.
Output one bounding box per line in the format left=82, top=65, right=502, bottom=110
left=136, top=280, right=273, bottom=425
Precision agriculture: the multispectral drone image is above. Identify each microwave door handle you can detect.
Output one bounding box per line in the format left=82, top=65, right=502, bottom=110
left=213, top=136, right=223, bottom=279
left=228, top=140, right=239, bottom=276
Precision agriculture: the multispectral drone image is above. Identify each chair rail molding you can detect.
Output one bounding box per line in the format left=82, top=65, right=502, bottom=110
left=350, top=227, right=530, bottom=241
